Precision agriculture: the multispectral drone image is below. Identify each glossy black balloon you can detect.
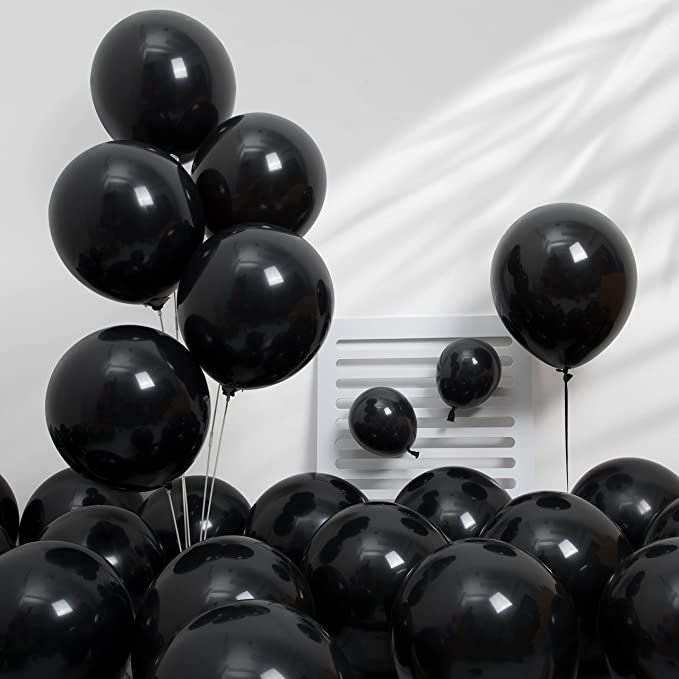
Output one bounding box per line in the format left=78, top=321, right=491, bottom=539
left=303, top=501, right=449, bottom=678
left=395, top=466, right=510, bottom=541
left=482, top=491, right=632, bottom=672
left=19, top=468, right=142, bottom=544
left=45, top=326, right=210, bottom=491
left=41, top=505, right=164, bottom=610
left=132, top=536, right=314, bottom=679
left=0, top=472, right=19, bottom=542
left=91, top=10, right=236, bottom=162
left=0, top=541, right=134, bottom=679
left=491, top=203, right=637, bottom=369
left=573, top=457, right=679, bottom=548
left=139, top=475, right=250, bottom=562
left=643, top=498, right=679, bottom=545
left=599, top=538, right=679, bottom=678
left=247, top=472, right=367, bottom=567
left=349, top=387, right=419, bottom=458
left=192, top=112, right=326, bottom=236
left=49, top=141, right=205, bottom=309
left=0, top=526, right=12, bottom=556
left=154, top=600, right=350, bottom=679
left=178, top=224, right=334, bottom=390
left=391, top=538, right=579, bottom=679
left=436, top=338, right=502, bottom=421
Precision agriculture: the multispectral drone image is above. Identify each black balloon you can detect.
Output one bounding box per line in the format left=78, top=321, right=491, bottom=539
left=0, top=472, right=19, bottom=543
left=303, top=501, right=449, bottom=678
left=41, top=506, right=164, bottom=610
left=139, top=475, right=250, bottom=562
left=45, top=326, right=210, bottom=491
left=491, top=203, right=637, bottom=369
left=482, top=491, right=632, bottom=672
left=0, top=526, right=12, bottom=556
left=349, top=387, right=419, bottom=458
left=19, top=468, right=142, bottom=544
left=132, top=536, right=314, bottom=679
left=573, top=457, right=679, bottom=548
left=0, top=541, right=134, bottom=679
left=643, top=498, right=679, bottom=545
left=247, top=472, right=367, bottom=566
left=599, top=538, right=679, bottom=678
left=91, top=10, right=236, bottom=162
left=178, top=224, right=334, bottom=390
left=391, top=538, right=580, bottom=679
left=49, top=141, right=205, bottom=309
left=436, top=338, right=502, bottom=421
left=192, top=112, right=326, bottom=236
left=153, top=600, right=351, bottom=679
left=395, top=466, right=510, bottom=541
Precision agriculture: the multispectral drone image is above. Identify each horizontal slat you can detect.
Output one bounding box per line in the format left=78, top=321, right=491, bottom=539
left=336, top=436, right=515, bottom=450
left=337, top=336, right=513, bottom=349
left=338, top=467, right=520, bottom=481
left=336, top=375, right=515, bottom=388
left=336, top=355, right=514, bottom=367
left=336, top=364, right=514, bottom=379
left=336, top=395, right=513, bottom=409
left=335, top=416, right=516, bottom=429
left=336, top=456, right=516, bottom=470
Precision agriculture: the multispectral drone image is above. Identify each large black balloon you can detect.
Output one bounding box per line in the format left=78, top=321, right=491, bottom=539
left=436, top=338, right=502, bottom=421
left=153, top=600, right=351, bottom=679
left=192, top=112, right=326, bottom=236
left=247, top=472, right=367, bottom=566
left=391, top=538, right=580, bottom=679
left=178, top=224, right=334, bottom=390
left=349, top=387, right=419, bottom=458
left=395, top=466, right=510, bottom=541
left=132, top=536, right=314, bottom=679
left=599, top=538, right=679, bottom=678
left=139, top=475, right=250, bottom=562
left=0, top=472, right=19, bottom=543
left=0, top=526, right=12, bottom=556
left=19, top=468, right=142, bottom=544
left=91, top=10, right=236, bottom=162
left=0, top=541, right=134, bottom=679
left=573, top=457, right=679, bottom=548
left=643, top=498, right=679, bottom=545
left=303, top=501, right=449, bottom=678
left=46, top=326, right=210, bottom=491
left=49, top=141, right=205, bottom=309
left=491, top=203, right=637, bottom=369
left=482, top=491, right=632, bottom=672
left=41, top=506, right=164, bottom=610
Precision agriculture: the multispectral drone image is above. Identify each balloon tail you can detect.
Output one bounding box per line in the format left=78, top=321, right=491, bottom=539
left=557, top=368, right=573, bottom=491
left=173, top=291, right=179, bottom=341
left=200, top=386, right=222, bottom=541
left=202, top=392, right=232, bottom=540
left=447, top=408, right=456, bottom=423
left=407, top=448, right=420, bottom=459
left=157, top=308, right=165, bottom=334
left=181, top=475, right=191, bottom=548
left=165, top=485, right=183, bottom=553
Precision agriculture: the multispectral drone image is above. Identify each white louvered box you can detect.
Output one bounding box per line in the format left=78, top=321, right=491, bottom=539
left=316, top=316, right=535, bottom=500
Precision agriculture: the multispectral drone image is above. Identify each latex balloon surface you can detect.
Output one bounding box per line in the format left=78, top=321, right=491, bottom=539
left=644, top=498, right=679, bottom=545
left=0, top=472, right=19, bottom=543
left=0, top=526, right=11, bottom=555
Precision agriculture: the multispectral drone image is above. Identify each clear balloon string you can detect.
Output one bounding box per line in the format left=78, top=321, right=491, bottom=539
left=165, top=485, right=183, bottom=553
left=173, top=291, right=179, bottom=340
left=181, top=476, right=191, bottom=548
left=557, top=368, right=573, bottom=491
left=157, top=308, right=165, bottom=333
left=200, top=386, right=222, bottom=540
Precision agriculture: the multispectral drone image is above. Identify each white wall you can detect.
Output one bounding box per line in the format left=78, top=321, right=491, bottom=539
left=2, top=0, right=678, bottom=508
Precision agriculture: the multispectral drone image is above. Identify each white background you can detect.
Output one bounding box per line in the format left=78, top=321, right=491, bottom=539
left=1, top=0, right=678, bottom=508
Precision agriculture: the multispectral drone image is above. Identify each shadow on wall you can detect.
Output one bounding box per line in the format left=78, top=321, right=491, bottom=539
left=314, top=0, right=679, bottom=485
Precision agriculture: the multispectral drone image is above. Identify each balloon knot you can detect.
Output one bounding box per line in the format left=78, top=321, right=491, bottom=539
left=407, top=448, right=420, bottom=459
left=146, top=296, right=170, bottom=311
left=447, top=408, right=456, bottom=422
left=221, top=386, right=238, bottom=398
left=557, top=368, right=573, bottom=384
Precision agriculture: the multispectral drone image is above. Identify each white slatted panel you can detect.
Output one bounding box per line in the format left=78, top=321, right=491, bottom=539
left=316, top=316, right=534, bottom=500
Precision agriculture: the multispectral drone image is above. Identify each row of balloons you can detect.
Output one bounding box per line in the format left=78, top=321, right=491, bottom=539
left=3, top=457, right=679, bottom=679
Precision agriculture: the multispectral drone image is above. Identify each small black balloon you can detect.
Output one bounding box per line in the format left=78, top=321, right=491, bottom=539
left=0, top=526, right=12, bottom=555
left=91, top=10, right=236, bottom=162
left=491, top=203, right=637, bottom=369
left=247, top=472, right=367, bottom=566
left=19, top=468, right=142, bottom=544
left=193, top=112, right=326, bottom=236
left=644, top=498, right=679, bottom=545
left=482, top=491, right=632, bottom=672
left=45, top=326, right=210, bottom=491
left=177, top=224, right=334, bottom=390
left=49, top=141, right=205, bottom=309
left=396, top=466, right=510, bottom=541
left=573, top=457, right=679, bottom=548
left=0, top=472, right=19, bottom=543
left=132, top=536, right=314, bottom=679
left=391, top=538, right=580, bottom=679
left=303, top=501, right=449, bottom=678
left=153, top=600, right=350, bottom=679
left=599, top=538, right=679, bottom=679
left=0, top=541, right=134, bottom=679
left=349, top=386, right=419, bottom=458
left=139, top=475, right=250, bottom=562
left=436, top=338, right=502, bottom=421
left=41, top=505, right=164, bottom=610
